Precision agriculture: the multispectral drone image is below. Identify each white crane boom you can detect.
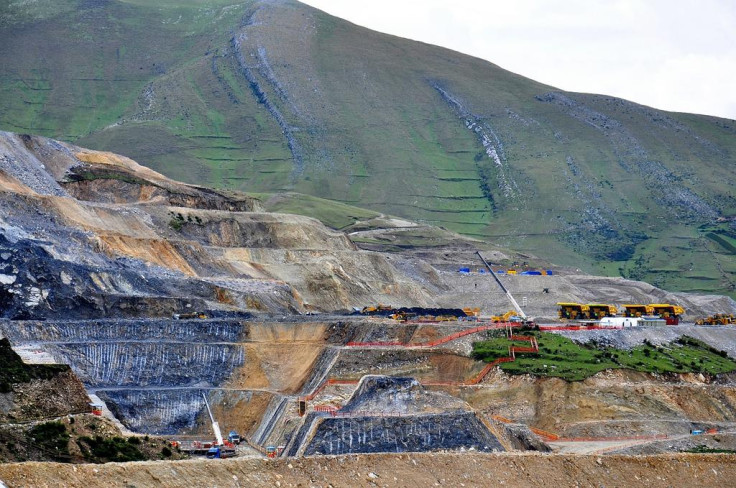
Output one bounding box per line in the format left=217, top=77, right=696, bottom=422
left=476, top=251, right=528, bottom=320
left=202, top=392, right=224, bottom=446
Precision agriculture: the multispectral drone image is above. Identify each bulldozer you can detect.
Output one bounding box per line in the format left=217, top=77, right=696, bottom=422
left=696, top=314, right=736, bottom=325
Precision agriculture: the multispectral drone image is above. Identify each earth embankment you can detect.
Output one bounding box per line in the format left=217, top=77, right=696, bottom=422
left=0, top=452, right=734, bottom=487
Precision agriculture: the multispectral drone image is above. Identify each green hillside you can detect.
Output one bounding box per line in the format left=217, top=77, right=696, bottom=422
left=1, top=0, right=735, bottom=297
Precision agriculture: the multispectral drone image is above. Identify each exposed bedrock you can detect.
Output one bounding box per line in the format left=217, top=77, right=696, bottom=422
left=51, top=343, right=245, bottom=388
left=304, top=412, right=503, bottom=456
left=0, top=319, right=249, bottom=343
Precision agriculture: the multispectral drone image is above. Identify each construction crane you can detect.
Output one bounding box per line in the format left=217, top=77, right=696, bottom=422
left=202, top=392, right=236, bottom=459
left=477, top=251, right=534, bottom=325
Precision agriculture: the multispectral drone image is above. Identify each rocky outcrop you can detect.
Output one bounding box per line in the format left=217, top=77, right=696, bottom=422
left=0, top=338, right=91, bottom=422
left=295, top=376, right=502, bottom=456
left=0, top=132, right=434, bottom=316
left=304, top=412, right=503, bottom=455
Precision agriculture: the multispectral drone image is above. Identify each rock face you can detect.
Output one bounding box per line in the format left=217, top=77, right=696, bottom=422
left=295, top=376, right=503, bottom=456
left=304, top=412, right=503, bottom=456
left=0, top=338, right=91, bottom=422
left=2, top=131, right=736, bottom=458
left=1, top=452, right=735, bottom=488
left=1, top=131, right=732, bottom=320
left=0, top=131, right=433, bottom=317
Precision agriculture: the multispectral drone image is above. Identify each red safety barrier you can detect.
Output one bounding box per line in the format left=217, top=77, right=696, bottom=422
left=314, top=405, right=340, bottom=413
left=346, top=323, right=522, bottom=349
left=491, top=415, right=515, bottom=424
left=467, top=356, right=515, bottom=385
left=530, top=427, right=560, bottom=441
left=300, top=378, right=360, bottom=402
left=301, top=327, right=539, bottom=412
left=556, top=434, right=669, bottom=442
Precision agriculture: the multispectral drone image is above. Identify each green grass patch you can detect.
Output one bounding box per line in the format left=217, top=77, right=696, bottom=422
left=685, top=445, right=736, bottom=454
left=76, top=435, right=146, bottom=463
left=27, top=422, right=70, bottom=461
left=1, top=0, right=736, bottom=299
left=472, top=333, right=736, bottom=382
left=261, top=192, right=380, bottom=230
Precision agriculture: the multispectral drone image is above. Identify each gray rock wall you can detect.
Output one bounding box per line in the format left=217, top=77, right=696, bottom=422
left=304, top=412, right=503, bottom=455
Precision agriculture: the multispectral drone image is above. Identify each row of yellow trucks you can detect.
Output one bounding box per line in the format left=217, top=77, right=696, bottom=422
left=557, top=303, right=685, bottom=325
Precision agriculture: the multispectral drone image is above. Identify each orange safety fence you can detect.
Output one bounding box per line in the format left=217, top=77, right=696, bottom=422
left=313, top=405, right=340, bottom=413
left=467, top=357, right=515, bottom=385
left=491, top=415, right=515, bottom=424
left=491, top=415, right=675, bottom=444
left=300, top=378, right=360, bottom=403
left=529, top=427, right=560, bottom=441
left=346, top=323, right=521, bottom=348
left=491, top=416, right=560, bottom=441
left=556, top=434, right=669, bottom=442
left=301, top=328, right=540, bottom=413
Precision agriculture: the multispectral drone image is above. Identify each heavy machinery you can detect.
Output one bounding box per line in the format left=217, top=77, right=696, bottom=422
left=648, top=304, right=685, bottom=325
left=202, top=393, right=236, bottom=459
left=622, top=304, right=655, bottom=317
left=228, top=430, right=241, bottom=445
left=361, top=306, right=473, bottom=322
left=173, top=312, right=207, bottom=320
left=587, top=304, right=618, bottom=319
left=491, top=310, right=521, bottom=323
left=360, top=304, right=394, bottom=315
left=557, top=303, right=590, bottom=320
left=477, top=251, right=534, bottom=326
left=463, top=307, right=481, bottom=319
left=696, top=314, right=736, bottom=325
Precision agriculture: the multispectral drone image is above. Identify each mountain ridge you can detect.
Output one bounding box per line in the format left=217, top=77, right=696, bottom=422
left=0, top=0, right=734, bottom=297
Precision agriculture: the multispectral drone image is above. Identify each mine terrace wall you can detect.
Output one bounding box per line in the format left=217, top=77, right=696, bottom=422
left=304, top=412, right=504, bottom=456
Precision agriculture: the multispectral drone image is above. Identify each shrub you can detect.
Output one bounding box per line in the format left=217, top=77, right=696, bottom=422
left=28, top=422, right=70, bottom=460
left=78, top=435, right=146, bottom=463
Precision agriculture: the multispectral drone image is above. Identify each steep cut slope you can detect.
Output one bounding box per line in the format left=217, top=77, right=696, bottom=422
left=0, top=131, right=433, bottom=318
left=1, top=131, right=733, bottom=321
left=0, top=338, right=91, bottom=422
left=1, top=0, right=734, bottom=297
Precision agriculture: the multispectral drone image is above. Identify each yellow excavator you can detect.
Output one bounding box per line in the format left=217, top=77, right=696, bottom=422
left=491, top=310, right=519, bottom=323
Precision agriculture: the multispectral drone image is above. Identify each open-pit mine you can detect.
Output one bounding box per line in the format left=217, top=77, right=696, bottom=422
left=1, top=131, right=736, bottom=486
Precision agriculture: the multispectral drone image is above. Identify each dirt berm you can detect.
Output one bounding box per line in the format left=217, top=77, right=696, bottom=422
left=0, top=453, right=734, bottom=487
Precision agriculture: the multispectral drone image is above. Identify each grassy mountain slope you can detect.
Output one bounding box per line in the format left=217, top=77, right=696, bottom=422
left=1, top=0, right=735, bottom=297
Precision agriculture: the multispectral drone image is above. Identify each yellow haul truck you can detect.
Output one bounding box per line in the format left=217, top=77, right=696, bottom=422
left=557, top=303, right=590, bottom=320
